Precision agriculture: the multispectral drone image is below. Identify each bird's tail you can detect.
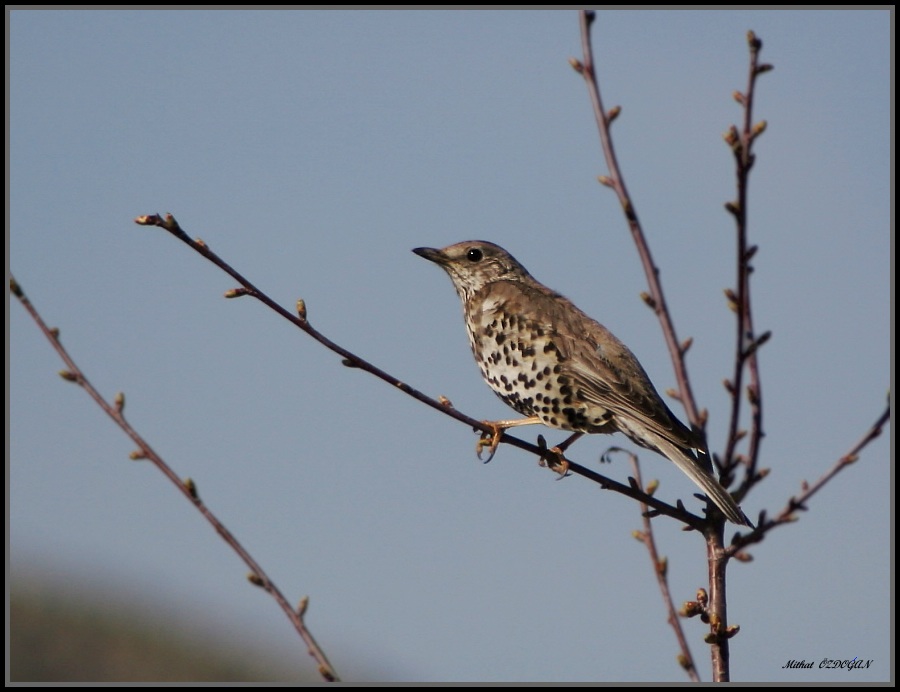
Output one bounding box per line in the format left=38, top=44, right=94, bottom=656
left=658, top=440, right=753, bottom=527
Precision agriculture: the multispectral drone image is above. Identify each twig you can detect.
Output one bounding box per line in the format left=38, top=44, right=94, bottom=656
left=627, top=453, right=701, bottom=682
left=572, top=9, right=703, bottom=433
left=726, top=402, right=891, bottom=556
left=10, top=275, right=341, bottom=683
left=722, top=32, right=773, bottom=487
left=572, top=15, right=774, bottom=681
left=132, top=213, right=711, bottom=532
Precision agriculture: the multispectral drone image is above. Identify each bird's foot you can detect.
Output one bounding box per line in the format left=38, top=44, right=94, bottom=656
left=536, top=434, right=571, bottom=478
left=476, top=415, right=543, bottom=462
left=476, top=424, right=504, bottom=463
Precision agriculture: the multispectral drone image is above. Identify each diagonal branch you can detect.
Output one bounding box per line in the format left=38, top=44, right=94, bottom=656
left=627, top=452, right=701, bottom=682
left=572, top=9, right=704, bottom=433
left=131, top=213, right=710, bottom=531
left=10, top=275, right=341, bottom=683
left=726, top=402, right=891, bottom=557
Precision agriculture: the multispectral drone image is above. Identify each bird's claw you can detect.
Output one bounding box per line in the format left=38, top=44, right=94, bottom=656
left=537, top=442, right=571, bottom=479
left=476, top=425, right=504, bottom=463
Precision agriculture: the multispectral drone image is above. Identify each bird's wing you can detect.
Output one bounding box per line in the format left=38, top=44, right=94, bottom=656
left=548, top=297, right=702, bottom=454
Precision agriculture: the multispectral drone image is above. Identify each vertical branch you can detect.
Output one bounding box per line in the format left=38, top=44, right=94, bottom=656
left=722, top=32, right=772, bottom=484
left=704, top=32, right=770, bottom=682
left=573, top=10, right=703, bottom=430
left=705, top=527, right=735, bottom=682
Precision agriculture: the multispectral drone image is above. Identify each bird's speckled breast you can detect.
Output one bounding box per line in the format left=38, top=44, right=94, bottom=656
left=464, top=286, right=613, bottom=433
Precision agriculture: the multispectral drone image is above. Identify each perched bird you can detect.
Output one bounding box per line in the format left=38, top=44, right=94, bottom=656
left=413, top=240, right=751, bottom=526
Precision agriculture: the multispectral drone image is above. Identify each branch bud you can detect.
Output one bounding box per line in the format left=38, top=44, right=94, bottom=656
left=133, top=214, right=160, bottom=226
left=296, top=298, right=307, bottom=321
left=247, top=573, right=265, bottom=587
left=746, top=383, right=760, bottom=405
left=640, top=292, right=657, bottom=309
left=224, top=287, right=249, bottom=299
left=184, top=477, right=199, bottom=499
left=680, top=601, right=702, bottom=617
left=723, top=288, right=739, bottom=312
left=114, top=391, right=125, bottom=413
left=606, top=105, right=621, bottom=123
left=747, top=30, right=762, bottom=50
left=59, top=370, right=78, bottom=382
left=657, top=556, right=668, bottom=577
left=568, top=57, right=584, bottom=74
left=722, top=125, right=740, bottom=148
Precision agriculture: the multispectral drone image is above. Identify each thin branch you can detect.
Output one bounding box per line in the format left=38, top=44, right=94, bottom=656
left=10, top=275, right=341, bottom=683
left=132, top=214, right=709, bottom=531
left=573, top=10, right=703, bottom=433
left=726, top=402, right=891, bottom=556
left=627, top=453, right=701, bottom=682
left=573, top=17, right=776, bottom=682
left=722, top=33, right=772, bottom=486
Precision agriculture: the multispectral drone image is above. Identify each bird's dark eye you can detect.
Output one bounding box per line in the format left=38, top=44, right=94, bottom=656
left=466, top=248, right=483, bottom=262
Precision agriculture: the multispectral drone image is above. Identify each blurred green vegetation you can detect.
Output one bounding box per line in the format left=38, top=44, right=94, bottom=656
left=8, top=580, right=319, bottom=683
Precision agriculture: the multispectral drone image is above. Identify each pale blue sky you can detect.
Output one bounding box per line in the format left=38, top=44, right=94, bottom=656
left=10, top=9, right=891, bottom=682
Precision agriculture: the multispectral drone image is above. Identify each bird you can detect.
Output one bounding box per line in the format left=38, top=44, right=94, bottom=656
left=413, top=240, right=752, bottom=527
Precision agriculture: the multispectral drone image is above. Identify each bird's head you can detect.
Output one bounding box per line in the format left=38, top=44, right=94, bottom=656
left=413, top=241, right=532, bottom=301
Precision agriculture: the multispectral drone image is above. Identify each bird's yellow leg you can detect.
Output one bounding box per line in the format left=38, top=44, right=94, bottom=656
left=476, top=415, right=543, bottom=462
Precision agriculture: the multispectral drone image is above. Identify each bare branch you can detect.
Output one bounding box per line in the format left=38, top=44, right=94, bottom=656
left=10, top=275, right=341, bottom=683
left=627, top=453, right=701, bottom=682
left=131, top=214, right=708, bottom=531
left=727, top=402, right=891, bottom=556
left=722, top=32, right=772, bottom=486
left=574, top=10, right=703, bottom=433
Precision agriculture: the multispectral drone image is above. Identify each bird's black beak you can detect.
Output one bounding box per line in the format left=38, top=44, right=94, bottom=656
left=412, top=247, right=445, bottom=264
